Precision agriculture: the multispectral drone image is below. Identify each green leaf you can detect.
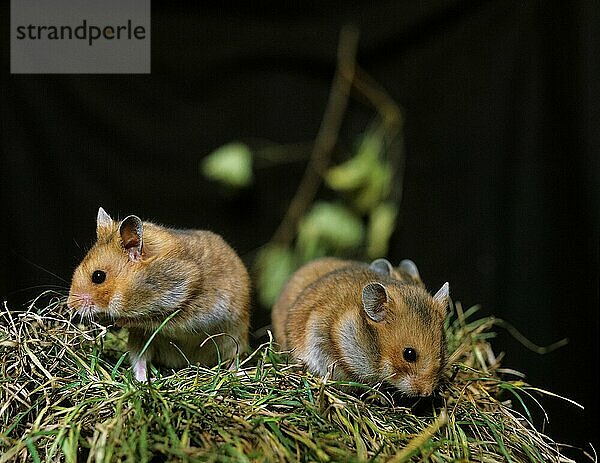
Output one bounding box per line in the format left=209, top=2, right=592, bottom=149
left=255, top=245, right=296, bottom=307
left=201, top=142, right=254, bottom=188
left=297, top=202, right=365, bottom=261
left=326, top=131, right=394, bottom=212
left=366, top=202, right=398, bottom=259
left=352, top=161, right=392, bottom=213
left=325, top=132, right=382, bottom=192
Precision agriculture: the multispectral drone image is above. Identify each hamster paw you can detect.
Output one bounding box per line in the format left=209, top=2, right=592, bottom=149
left=132, top=356, right=148, bottom=382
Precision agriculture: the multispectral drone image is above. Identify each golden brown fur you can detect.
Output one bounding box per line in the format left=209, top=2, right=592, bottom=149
left=272, top=257, right=351, bottom=348
left=68, top=207, right=250, bottom=381
left=271, top=257, right=448, bottom=396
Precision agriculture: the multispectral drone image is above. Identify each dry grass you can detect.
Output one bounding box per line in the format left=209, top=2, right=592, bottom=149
left=0, top=292, right=589, bottom=462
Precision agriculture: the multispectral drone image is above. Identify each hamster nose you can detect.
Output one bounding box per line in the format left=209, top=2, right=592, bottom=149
left=417, top=386, right=434, bottom=397
left=412, top=378, right=435, bottom=397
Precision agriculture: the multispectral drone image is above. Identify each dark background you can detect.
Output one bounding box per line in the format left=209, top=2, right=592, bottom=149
left=1, top=1, right=597, bottom=455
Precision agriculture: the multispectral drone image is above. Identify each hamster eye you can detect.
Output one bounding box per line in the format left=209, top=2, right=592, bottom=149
left=403, top=347, right=418, bottom=363
left=91, top=270, right=106, bottom=284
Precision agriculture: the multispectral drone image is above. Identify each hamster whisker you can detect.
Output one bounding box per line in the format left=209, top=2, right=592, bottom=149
left=74, top=305, right=100, bottom=324
left=383, top=371, right=398, bottom=383
left=10, top=285, right=70, bottom=295
left=104, top=306, right=118, bottom=322
left=19, top=256, right=70, bottom=285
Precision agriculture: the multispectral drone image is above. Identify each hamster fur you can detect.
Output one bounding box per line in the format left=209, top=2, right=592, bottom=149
left=67, top=207, right=250, bottom=381
left=271, top=257, right=449, bottom=396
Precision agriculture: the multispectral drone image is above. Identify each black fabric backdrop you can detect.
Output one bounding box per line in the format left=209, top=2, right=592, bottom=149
left=1, top=1, right=597, bottom=453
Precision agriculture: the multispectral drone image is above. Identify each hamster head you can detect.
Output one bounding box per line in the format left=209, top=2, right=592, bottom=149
left=67, top=207, right=147, bottom=324
left=361, top=280, right=449, bottom=397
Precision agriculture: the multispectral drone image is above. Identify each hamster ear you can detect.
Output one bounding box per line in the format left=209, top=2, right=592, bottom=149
left=119, top=215, right=143, bottom=261
left=362, top=282, right=389, bottom=323
left=96, top=207, right=113, bottom=238
left=399, top=259, right=420, bottom=281
left=369, top=258, right=394, bottom=277
left=433, top=282, right=450, bottom=313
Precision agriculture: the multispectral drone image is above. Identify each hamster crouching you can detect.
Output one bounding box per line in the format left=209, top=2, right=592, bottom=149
left=271, top=257, right=449, bottom=396
left=67, top=207, right=251, bottom=381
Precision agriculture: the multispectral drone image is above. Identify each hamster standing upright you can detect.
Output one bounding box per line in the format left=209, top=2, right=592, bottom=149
left=67, top=207, right=251, bottom=381
left=271, top=257, right=449, bottom=396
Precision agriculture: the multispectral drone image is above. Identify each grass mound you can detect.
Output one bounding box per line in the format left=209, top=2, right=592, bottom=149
left=0, top=293, right=587, bottom=462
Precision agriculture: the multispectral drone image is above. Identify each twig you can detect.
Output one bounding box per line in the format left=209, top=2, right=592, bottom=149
left=351, top=66, right=406, bottom=207
left=352, top=65, right=403, bottom=133
left=271, top=25, right=360, bottom=245
left=492, top=317, right=569, bottom=354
